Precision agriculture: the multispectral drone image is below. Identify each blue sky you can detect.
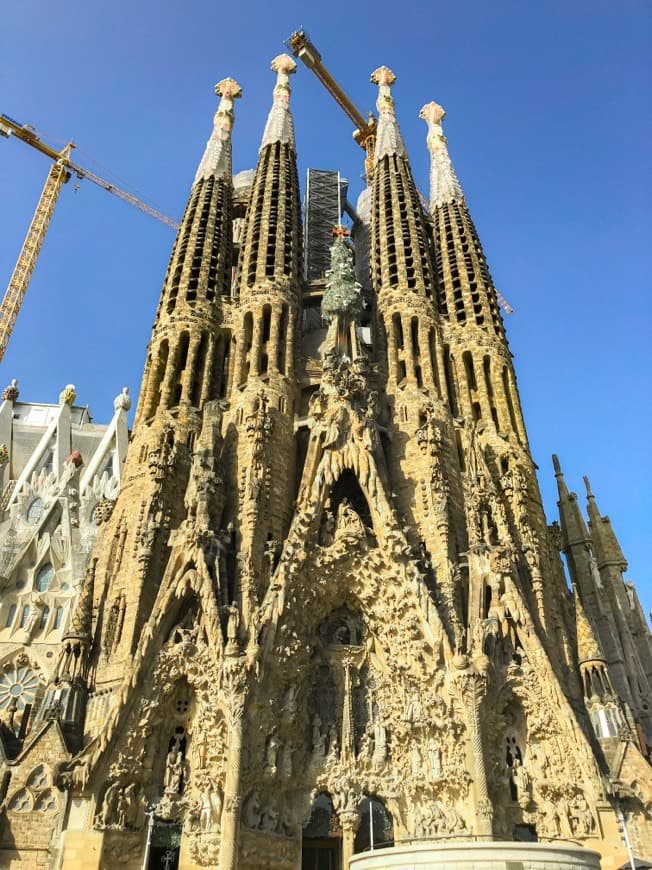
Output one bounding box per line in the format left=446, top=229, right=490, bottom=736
left=1, top=1, right=650, bottom=611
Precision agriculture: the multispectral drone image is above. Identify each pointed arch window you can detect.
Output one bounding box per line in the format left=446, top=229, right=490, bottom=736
left=5, top=604, right=17, bottom=628
left=35, top=564, right=54, bottom=593
left=53, top=607, right=64, bottom=631
left=26, top=498, right=44, bottom=525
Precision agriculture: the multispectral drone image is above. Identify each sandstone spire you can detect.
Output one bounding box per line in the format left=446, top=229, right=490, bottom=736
left=371, top=66, right=406, bottom=161
left=420, top=101, right=463, bottom=209
left=194, top=77, right=242, bottom=183
left=260, top=54, right=297, bottom=151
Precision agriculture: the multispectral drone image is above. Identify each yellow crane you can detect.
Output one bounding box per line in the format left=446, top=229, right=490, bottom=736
left=287, top=30, right=377, bottom=182
left=0, top=114, right=179, bottom=362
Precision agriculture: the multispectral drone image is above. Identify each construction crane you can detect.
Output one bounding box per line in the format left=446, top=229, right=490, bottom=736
left=286, top=31, right=514, bottom=316
left=287, top=30, right=377, bottom=182
left=0, top=114, right=179, bottom=362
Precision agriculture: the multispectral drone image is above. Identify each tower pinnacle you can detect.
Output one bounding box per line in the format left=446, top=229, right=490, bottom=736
left=260, top=54, right=297, bottom=150
left=420, top=101, right=463, bottom=209
left=371, top=66, right=406, bottom=160
left=194, top=77, right=243, bottom=184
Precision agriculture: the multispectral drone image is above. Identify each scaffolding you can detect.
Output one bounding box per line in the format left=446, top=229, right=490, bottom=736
left=304, top=169, right=349, bottom=281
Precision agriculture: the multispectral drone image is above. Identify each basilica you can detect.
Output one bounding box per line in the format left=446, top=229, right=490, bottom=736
left=0, top=51, right=650, bottom=870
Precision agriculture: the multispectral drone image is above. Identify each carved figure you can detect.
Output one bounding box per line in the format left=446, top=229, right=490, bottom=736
left=265, top=731, right=282, bottom=773
left=570, top=793, right=594, bottom=836
left=334, top=499, right=365, bottom=539
left=164, top=749, right=184, bottom=794
left=243, top=790, right=261, bottom=829
left=98, top=781, right=121, bottom=828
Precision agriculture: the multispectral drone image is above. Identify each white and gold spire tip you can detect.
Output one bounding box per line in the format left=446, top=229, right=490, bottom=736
left=370, top=66, right=406, bottom=162
left=260, top=54, right=297, bottom=151
left=194, top=77, right=242, bottom=184
left=419, top=101, right=463, bottom=210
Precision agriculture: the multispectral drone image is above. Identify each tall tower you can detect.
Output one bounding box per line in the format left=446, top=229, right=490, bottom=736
left=420, top=102, right=576, bottom=673
left=369, top=68, right=464, bottom=640
left=0, top=51, right=649, bottom=870
left=86, top=78, right=241, bottom=685
left=226, top=54, right=302, bottom=628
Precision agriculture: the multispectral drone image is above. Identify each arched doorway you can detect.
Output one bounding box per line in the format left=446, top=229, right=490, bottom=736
left=302, top=792, right=342, bottom=870
left=354, top=796, right=394, bottom=853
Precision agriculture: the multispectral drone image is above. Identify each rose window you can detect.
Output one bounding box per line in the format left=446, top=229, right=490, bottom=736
left=0, top=665, right=41, bottom=710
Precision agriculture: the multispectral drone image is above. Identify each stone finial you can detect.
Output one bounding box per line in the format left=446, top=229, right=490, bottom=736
left=420, top=100, right=446, bottom=126
left=215, top=77, right=243, bottom=101
left=59, top=384, right=77, bottom=406
left=271, top=53, right=297, bottom=79
left=1, top=379, right=19, bottom=403
left=420, top=101, right=463, bottom=209
left=583, top=475, right=594, bottom=499
left=370, top=65, right=406, bottom=161
left=371, top=66, right=397, bottom=115
left=113, top=387, right=132, bottom=412
left=194, top=76, right=243, bottom=184
left=260, top=55, right=297, bottom=151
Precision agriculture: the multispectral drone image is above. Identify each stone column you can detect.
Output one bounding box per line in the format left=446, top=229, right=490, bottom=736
left=341, top=810, right=360, bottom=868
left=403, top=314, right=416, bottom=384
left=269, top=308, right=281, bottom=373
left=250, top=312, right=263, bottom=377
left=452, top=658, right=493, bottom=839
left=220, top=659, right=248, bottom=870
left=182, top=335, right=202, bottom=401
left=200, top=335, right=217, bottom=406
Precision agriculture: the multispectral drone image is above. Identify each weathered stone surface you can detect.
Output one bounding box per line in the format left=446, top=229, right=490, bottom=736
left=0, top=52, right=649, bottom=870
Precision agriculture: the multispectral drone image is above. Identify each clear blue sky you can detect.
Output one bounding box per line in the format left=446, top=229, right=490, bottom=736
left=2, top=2, right=650, bottom=612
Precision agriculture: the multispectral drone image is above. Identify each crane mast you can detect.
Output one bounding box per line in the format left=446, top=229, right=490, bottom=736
left=0, top=114, right=178, bottom=362
left=0, top=156, right=71, bottom=360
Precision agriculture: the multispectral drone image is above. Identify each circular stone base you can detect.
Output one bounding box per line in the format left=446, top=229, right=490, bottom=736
left=348, top=841, right=601, bottom=870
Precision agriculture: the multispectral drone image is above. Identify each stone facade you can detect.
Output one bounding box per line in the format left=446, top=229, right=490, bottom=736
left=0, top=53, right=650, bottom=870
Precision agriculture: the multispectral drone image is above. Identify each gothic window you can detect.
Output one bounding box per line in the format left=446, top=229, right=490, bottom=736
left=53, top=607, right=64, bottom=630
left=35, top=563, right=54, bottom=592
left=26, top=498, right=44, bottom=525
left=277, top=304, right=289, bottom=374
left=5, top=604, right=16, bottom=628
left=20, top=606, right=30, bottom=629
left=148, top=339, right=169, bottom=417
left=190, top=332, right=208, bottom=407
left=26, top=766, right=48, bottom=790
left=39, top=606, right=50, bottom=631
left=7, top=788, right=31, bottom=812
left=33, top=789, right=58, bottom=813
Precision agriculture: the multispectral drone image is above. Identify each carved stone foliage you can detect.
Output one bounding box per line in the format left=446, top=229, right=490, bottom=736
left=483, top=660, right=601, bottom=841
left=245, top=390, right=274, bottom=503
left=84, top=608, right=233, bottom=862
left=243, top=542, right=474, bottom=844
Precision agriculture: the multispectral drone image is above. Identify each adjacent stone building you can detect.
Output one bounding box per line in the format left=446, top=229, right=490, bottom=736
left=0, top=52, right=650, bottom=870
